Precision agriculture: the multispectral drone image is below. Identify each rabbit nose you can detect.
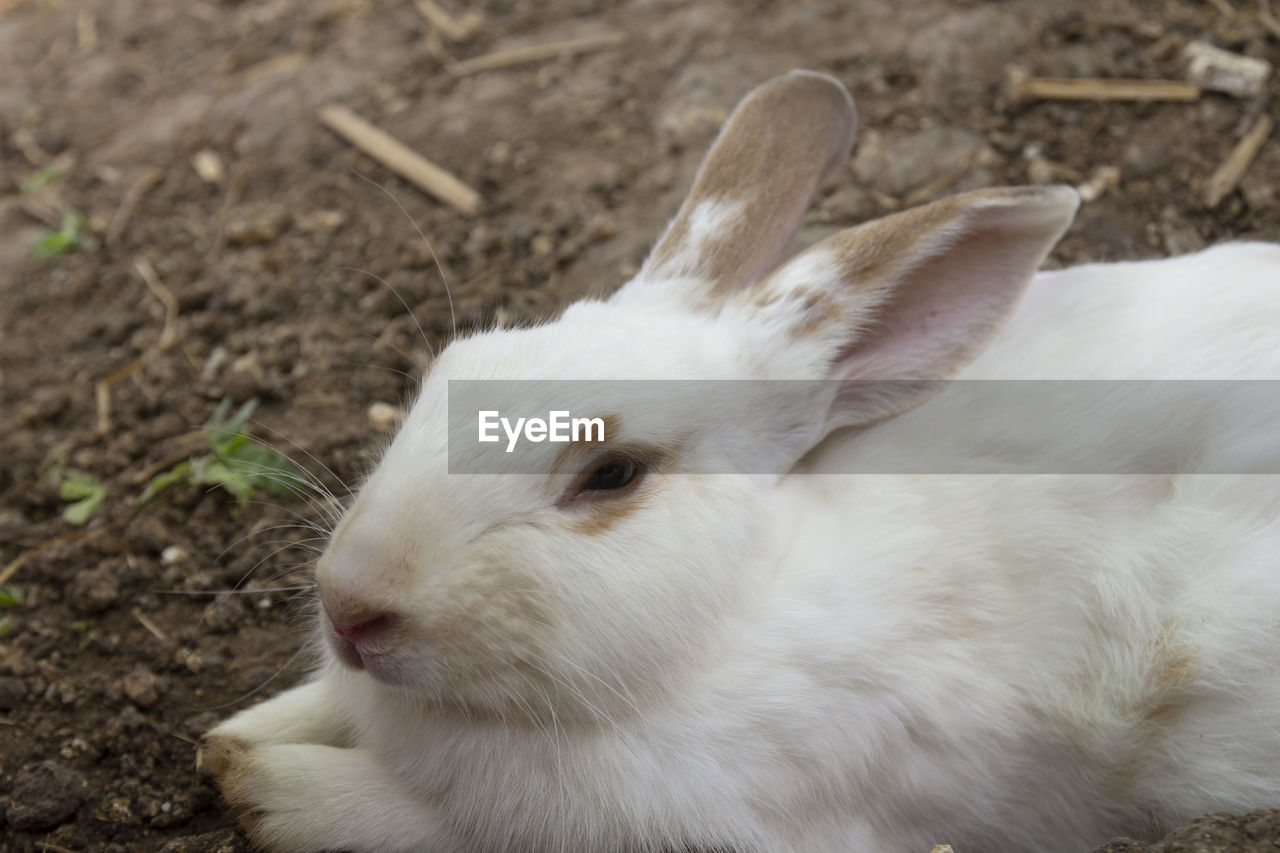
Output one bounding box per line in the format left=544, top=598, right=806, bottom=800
left=330, top=612, right=395, bottom=647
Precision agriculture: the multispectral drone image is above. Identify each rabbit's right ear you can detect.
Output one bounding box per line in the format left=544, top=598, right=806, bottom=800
left=618, top=70, right=857, bottom=303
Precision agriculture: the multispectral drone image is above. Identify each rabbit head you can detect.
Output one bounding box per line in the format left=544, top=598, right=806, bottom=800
left=313, top=70, right=1080, bottom=724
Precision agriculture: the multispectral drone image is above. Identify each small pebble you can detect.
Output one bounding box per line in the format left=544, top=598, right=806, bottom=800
left=192, top=149, right=225, bottom=184
left=368, top=402, right=402, bottom=432
left=5, top=761, right=87, bottom=830
left=121, top=667, right=161, bottom=708
left=68, top=569, right=121, bottom=615
left=0, top=675, right=26, bottom=710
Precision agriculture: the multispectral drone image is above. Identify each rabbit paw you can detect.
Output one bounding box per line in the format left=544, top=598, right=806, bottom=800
left=200, top=735, right=457, bottom=853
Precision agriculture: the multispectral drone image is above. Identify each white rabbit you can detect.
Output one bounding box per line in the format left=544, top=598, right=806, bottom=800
left=201, top=70, right=1280, bottom=853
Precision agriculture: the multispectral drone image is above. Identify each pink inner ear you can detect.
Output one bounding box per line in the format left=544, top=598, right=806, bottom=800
left=747, top=186, right=1079, bottom=435
left=837, top=225, right=1036, bottom=381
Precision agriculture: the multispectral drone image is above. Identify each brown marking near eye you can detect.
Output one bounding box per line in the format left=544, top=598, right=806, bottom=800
left=549, top=413, right=622, bottom=479
left=568, top=490, right=647, bottom=536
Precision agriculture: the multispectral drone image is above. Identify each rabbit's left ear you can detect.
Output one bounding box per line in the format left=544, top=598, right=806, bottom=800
left=617, top=70, right=856, bottom=304
left=740, top=185, right=1080, bottom=439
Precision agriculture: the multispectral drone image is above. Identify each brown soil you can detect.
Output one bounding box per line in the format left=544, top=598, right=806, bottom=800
left=0, top=1, right=1277, bottom=851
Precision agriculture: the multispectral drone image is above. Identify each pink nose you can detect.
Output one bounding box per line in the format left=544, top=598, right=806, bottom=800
left=330, top=612, right=395, bottom=647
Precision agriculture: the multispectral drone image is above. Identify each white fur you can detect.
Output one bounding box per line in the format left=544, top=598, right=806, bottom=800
left=204, top=76, right=1280, bottom=853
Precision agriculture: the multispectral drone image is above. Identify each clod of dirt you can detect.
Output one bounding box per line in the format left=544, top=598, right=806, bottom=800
left=202, top=594, right=248, bottom=634
left=158, top=828, right=247, bottom=853
left=225, top=202, right=291, bottom=247
left=68, top=568, right=122, bottom=614
left=0, top=675, right=27, bottom=710
left=1090, top=809, right=1280, bottom=852
left=5, top=761, right=88, bottom=831
left=851, top=127, right=985, bottom=199
left=121, top=667, right=163, bottom=708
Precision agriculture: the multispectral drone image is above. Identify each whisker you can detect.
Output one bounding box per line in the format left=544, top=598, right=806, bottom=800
left=244, top=420, right=354, bottom=504
left=203, top=645, right=309, bottom=711
left=351, top=168, right=457, bottom=340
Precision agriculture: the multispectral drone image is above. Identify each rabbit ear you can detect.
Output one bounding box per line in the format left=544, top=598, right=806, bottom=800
left=624, top=70, right=857, bottom=301
left=738, top=185, right=1080, bottom=452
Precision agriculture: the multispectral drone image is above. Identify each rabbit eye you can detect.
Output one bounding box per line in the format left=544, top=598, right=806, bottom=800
left=582, top=458, right=638, bottom=492
left=557, top=445, right=665, bottom=509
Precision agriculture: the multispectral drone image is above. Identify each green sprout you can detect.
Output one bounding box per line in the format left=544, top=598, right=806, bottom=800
left=32, top=210, right=90, bottom=260
left=21, top=163, right=64, bottom=195
left=0, top=616, right=12, bottom=640
left=138, top=398, right=305, bottom=508
left=0, top=586, right=21, bottom=608
left=59, top=470, right=107, bottom=526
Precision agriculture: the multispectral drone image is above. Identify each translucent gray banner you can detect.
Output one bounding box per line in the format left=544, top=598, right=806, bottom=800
left=446, top=380, right=1280, bottom=474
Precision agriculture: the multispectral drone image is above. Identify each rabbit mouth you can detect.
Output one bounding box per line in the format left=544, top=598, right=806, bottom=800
left=329, top=634, right=410, bottom=685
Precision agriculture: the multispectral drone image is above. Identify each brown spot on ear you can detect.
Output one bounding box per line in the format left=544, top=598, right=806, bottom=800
left=827, top=192, right=970, bottom=289
left=643, top=72, right=857, bottom=300
left=568, top=492, right=647, bottom=536
left=792, top=288, right=845, bottom=339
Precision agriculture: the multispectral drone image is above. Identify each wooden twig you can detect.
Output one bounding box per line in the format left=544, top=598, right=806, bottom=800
left=1260, top=0, right=1280, bottom=40
left=1005, top=68, right=1201, bottom=103
left=36, top=842, right=80, bottom=853
left=447, top=32, right=625, bottom=77
left=415, top=0, right=483, bottom=42
left=0, top=524, right=111, bottom=586
left=105, top=167, right=163, bottom=247
left=76, top=10, right=97, bottom=51
left=1203, top=113, right=1274, bottom=207
left=1208, top=0, right=1239, bottom=15
left=94, top=258, right=183, bottom=434
left=318, top=104, right=484, bottom=215
left=133, top=607, right=171, bottom=644
left=134, top=256, right=179, bottom=350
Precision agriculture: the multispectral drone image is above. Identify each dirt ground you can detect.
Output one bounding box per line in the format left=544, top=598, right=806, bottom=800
left=0, top=0, right=1278, bottom=851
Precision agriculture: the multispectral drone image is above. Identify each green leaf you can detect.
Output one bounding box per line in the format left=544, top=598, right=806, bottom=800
left=0, top=616, right=13, bottom=639
left=205, top=397, right=258, bottom=451
left=0, top=586, right=22, bottom=608
left=136, top=398, right=309, bottom=509
left=21, top=163, right=63, bottom=195
left=136, top=461, right=192, bottom=507
left=31, top=211, right=87, bottom=260
left=59, top=470, right=106, bottom=526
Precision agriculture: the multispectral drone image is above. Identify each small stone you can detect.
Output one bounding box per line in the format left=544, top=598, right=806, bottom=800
left=121, top=667, right=161, bottom=708
left=5, top=761, right=87, bottom=830
left=852, top=127, right=983, bottom=198
left=297, top=209, right=346, bottom=234
left=192, top=149, right=225, bottom=184
left=1122, top=139, right=1171, bottom=180
left=367, top=402, right=401, bottom=432
left=97, top=796, right=136, bottom=824
left=68, top=568, right=121, bottom=615
left=225, top=202, right=289, bottom=246
left=0, top=676, right=27, bottom=709
left=1184, top=40, right=1271, bottom=98
left=161, top=545, right=189, bottom=566
left=202, top=593, right=246, bottom=633
left=530, top=234, right=556, bottom=256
